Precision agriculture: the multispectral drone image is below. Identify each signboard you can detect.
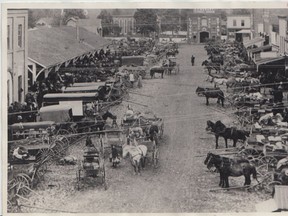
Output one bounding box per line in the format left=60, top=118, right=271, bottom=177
left=194, top=9, right=215, bottom=13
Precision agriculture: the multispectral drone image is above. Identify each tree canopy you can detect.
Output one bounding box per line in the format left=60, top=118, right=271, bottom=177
left=134, top=9, right=158, bottom=36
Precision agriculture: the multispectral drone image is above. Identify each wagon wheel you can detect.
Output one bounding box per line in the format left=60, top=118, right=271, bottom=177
left=51, top=140, right=67, bottom=160
left=56, top=135, right=70, bottom=148
left=237, top=148, right=261, bottom=165
left=15, top=173, right=32, bottom=196
left=56, top=129, right=71, bottom=141
left=153, top=147, right=159, bottom=169
left=257, top=163, right=273, bottom=177
left=259, top=156, right=278, bottom=168
left=265, top=180, right=282, bottom=194
left=36, top=148, right=54, bottom=164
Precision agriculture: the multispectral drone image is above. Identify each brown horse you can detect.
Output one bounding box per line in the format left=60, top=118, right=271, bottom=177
left=204, top=153, right=259, bottom=188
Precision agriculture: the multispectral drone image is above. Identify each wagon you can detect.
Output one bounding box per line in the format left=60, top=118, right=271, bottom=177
left=138, top=139, right=159, bottom=168
left=121, top=115, right=164, bottom=143
left=9, top=121, right=56, bottom=142
left=101, top=129, right=125, bottom=155
left=164, top=57, right=180, bottom=75
left=76, top=135, right=107, bottom=190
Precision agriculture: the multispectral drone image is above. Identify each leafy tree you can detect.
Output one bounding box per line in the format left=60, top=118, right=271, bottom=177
left=28, top=10, right=37, bottom=29
left=97, top=10, right=113, bottom=36
left=62, top=9, right=87, bottom=24
left=134, top=9, right=158, bottom=36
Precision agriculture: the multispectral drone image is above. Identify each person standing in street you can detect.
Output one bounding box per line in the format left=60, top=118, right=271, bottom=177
left=191, top=55, right=195, bottom=66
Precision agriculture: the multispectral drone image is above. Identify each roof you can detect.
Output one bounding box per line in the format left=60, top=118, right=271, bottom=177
left=236, top=29, right=252, bottom=34
left=248, top=45, right=272, bottom=53
left=255, top=56, right=285, bottom=66
left=28, top=26, right=111, bottom=68
left=243, top=37, right=265, bottom=48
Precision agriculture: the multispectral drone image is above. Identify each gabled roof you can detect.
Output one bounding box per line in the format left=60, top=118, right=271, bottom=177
left=28, top=26, right=110, bottom=68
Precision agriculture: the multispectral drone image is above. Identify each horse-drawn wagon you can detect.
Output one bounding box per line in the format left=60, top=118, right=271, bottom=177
left=76, top=135, right=107, bottom=190
left=163, top=57, right=180, bottom=75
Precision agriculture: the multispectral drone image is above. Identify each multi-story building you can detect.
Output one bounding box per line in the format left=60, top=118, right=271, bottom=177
left=187, top=9, right=222, bottom=44
left=226, top=15, right=252, bottom=42
left=7, top=9, right=28, bottom=105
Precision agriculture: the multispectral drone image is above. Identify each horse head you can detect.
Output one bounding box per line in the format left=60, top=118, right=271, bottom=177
left=214, top=121, right=226, bottom=134
left=195, top=87, right=205, bottom=96
left=206, top=120, right=215, bottom=132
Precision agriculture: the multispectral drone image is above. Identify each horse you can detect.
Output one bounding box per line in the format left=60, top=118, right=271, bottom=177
left=204, top=153, right=259, bottom=188
left=206, top=75, right=227, bottom=88
left=122, top=144, right=148, bottom=175
left=195, top=87, right=224, bottom=107
left=102, top=110, right=118, bottom=128
left=202, top=60, right=221, bottom=74
left=150, top=66, right=165, bottom=79
left=206, top=120, right=249, bottom=149
left=110, top=145, right=121, bottom=168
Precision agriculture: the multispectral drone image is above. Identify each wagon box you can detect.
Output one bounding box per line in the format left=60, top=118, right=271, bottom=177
left=121, top=56, right=145, bottom=66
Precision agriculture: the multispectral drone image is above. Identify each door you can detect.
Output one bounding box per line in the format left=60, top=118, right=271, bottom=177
left=200, top=31, right=209, bottom=43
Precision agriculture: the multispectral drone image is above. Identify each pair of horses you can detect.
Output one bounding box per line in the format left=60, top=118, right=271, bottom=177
left=206, top=120, right=249, bottom=149
left=195, top=87, right=225, bottom=107
left=204, top=153, right=259, bottom=188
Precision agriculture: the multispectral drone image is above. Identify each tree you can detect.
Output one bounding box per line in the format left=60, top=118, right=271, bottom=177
left=97, top=10, right=113, bottom=36
left=134, top=9, right=158, bottom=36
left=28, top=10, right=37, bottom=29
left=62, top=9, right=87, bottom=24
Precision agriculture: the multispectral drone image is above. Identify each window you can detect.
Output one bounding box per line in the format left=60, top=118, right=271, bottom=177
left=18, top=24, right=22, bottom=48
left=201, top=19, right=207, bottom=27
left=233, top=19, right=237, bottom=27
left=7, top=25, right=10, bottom=50
left=18, top=75, right=23, bottom=102
left=241, top=20, right=245, bottom=27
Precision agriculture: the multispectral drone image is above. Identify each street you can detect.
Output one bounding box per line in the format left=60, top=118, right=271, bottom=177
left=26, top=44, right=268, bottom=213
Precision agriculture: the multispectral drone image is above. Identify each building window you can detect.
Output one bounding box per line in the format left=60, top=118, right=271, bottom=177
left=18, top=24, right=23, bottom=48
left=233, top=20, right=237, bottom=27
left=201, top=19, right=207, bottom=27
left=241, top=20, right=245, bottom=27
left=18, top=75, right=23, bottom=102
left=7, top=25, right=10, bottom=50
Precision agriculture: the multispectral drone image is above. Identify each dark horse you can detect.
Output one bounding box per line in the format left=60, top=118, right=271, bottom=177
left=202, top=60, right=221, bottom=74
left=204, top=153, right=259, bottom=188
left=150, top=67, right=165, bottom=79
left=102, top=110, right=118, bottom=128
left=206, top=120, right=249, bottom=149
left=195, top=87, right=224, bottom=107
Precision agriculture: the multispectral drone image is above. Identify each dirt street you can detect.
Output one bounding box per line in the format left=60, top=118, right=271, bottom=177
left=23, top=44, right=269, bottom=213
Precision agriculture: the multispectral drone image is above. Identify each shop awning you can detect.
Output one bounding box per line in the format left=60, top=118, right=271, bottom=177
left=244, top=37, right=265, bottom=48
left=236, top=29, right=252, bottom=34
left=255, top=56, right=285, bottom=69
left=248, top=45, right=272, bottom=53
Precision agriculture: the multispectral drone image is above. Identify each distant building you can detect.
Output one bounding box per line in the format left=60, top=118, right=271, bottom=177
left=7, top=9, right=28, bottom=104
left=187, top=9, right=222, bottom=43
left=112, top=10, right=136, bottom=35
left=227, top=15, right=252, bottom=42
left=278, top=16, right=288, bottom=55
left=66, top=17, right=102, bottom=36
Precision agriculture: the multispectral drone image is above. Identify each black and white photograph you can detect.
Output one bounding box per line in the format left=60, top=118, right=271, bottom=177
left=3, top=2, right=288, bottom=214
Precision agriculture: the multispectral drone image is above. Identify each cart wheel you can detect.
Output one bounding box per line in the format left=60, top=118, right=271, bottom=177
left=56, top=135, right=70, bottom=147
left=15, top=173, right=32, bottom=196
left=36, top=148, right=54, bottom=164
left=259, top=156, right=278, bottom=168
left=57, top=129, right=71, bottom=141
left=52, top=140, right=67, bottom=160
left=257, top=164, right=271, bottom=177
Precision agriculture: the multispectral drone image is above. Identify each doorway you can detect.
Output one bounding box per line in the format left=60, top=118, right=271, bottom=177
left=200, top=31, right=209, bottom=43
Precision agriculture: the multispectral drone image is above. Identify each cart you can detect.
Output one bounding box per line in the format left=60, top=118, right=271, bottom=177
left=164, top=57, right=180, bottom=75
left=76, top=136, right=107, bottom=190
left=138, top=139, right=159, bottom=168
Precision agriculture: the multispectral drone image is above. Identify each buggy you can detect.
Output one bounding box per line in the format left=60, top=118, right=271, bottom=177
left=76, top=135, right=107, bottom=190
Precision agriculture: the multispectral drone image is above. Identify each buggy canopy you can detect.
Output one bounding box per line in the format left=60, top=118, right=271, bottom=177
left=39, top=105, right=73, bottom=122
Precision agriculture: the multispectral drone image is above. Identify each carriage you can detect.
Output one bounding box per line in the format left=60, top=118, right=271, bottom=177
left=121, top=114, right=164, bottom=144
left=138, top=138, right=159, bottom=168
left=164, top=57, right=180, bottom=75
left=9, top=121, right=56, bottom=142
left=101, top=129, right=125, bottom=155
left=76, top=135, right=107, bottom=190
